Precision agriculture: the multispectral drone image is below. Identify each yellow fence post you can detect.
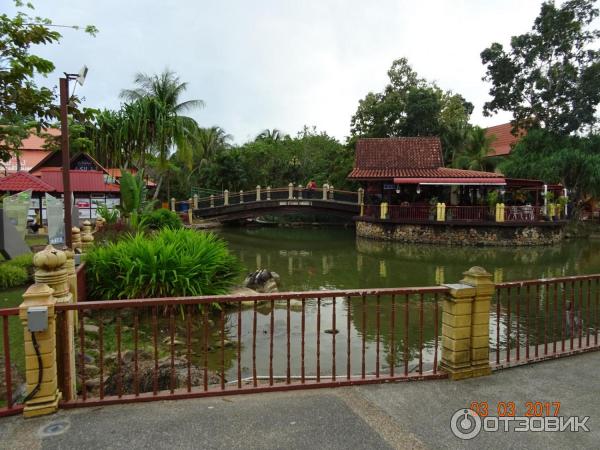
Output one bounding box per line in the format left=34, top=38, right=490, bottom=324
left=20, top=283, right=60, bottom=418
left=440, top=266, right=493, bottom=380
left=188, top=198, right=193, bottom=224
left=33, top=245, right=76, bottom=401
left=170, top=198, right=175, bottom=212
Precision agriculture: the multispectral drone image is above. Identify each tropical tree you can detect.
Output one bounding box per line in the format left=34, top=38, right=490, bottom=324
left=481, top=0, right=600, bottom=134
left=120, top=70, right=204, bottom=198
left=256, top=128, right=287, bottom=142
left=349, top=57, right=473, bottom=164
left=453, top=126, right=496, bottom=172
left=0, top=1, right=97, bottom=162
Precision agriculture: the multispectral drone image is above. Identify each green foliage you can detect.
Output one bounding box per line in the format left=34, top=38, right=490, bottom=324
left=499, top=129, right=600, bottom=200
left=85, top=228, right=243, bottom=300
left=349, top=57, right=474, bottom=164
left=140, top=208, right=182, bottom=230
left=118, top=168, right=154, bottom=229
left=175, top=125, right=355, bottom=196
left=6, top=253, right=33, bottom=270
left=486, top=190, right=500, bottom=208
left=0, top=1, right=97, bottom=162
left=481, top=0, right=600, bottom=134
left=96, top=203, right=119, bottom=224
left=0, top=264, right=28, bottom=289
left=453, top=126, right=496, bottom=171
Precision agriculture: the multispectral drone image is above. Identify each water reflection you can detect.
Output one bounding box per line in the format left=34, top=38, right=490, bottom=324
left=212, top=227, right=600, bottom=379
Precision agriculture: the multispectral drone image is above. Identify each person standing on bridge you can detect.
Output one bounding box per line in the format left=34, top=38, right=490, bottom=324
left=306, top=179, right=317, bottom=199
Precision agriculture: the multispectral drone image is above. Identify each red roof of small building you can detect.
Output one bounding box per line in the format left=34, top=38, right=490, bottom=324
left=353, top=137, right=443, bottom=171
left=348, top=138, right=504, bottom=181
left=39, top=169, right=120, bottom=193
left=17, top=128, right=60, bottom=151
left=0, top=171, right=56, bottom=192
left=485, top=123, right=525, bottom=157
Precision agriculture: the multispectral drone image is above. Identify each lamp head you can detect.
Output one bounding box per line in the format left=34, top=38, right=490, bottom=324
left=76, top=65, right=88, bottom=86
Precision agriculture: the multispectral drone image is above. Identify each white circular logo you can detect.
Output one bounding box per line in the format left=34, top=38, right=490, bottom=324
left=450, top=409, right=482, bottom=440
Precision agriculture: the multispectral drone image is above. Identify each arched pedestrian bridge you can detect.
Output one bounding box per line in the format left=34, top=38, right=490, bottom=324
left=189, top=185, right=362, bottom=221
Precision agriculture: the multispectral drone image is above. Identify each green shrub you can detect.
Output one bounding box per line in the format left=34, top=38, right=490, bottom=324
left=6, top=253, right=33, bottom=270
left=140, top=208, right=183, bottom=230
left=0, top=264, right=29, bottom=289
left=85, top=228, right=243, bottom=300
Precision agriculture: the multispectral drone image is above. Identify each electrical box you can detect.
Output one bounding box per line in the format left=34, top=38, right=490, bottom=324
left=27, top=306, right=48, bottom=332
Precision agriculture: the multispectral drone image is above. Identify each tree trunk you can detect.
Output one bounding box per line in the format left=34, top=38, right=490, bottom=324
left=152, top=174, right=164, bottom=201
left=16, top=155, right=21, bottom=172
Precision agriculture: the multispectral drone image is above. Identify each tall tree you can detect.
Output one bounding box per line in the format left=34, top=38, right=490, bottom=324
left=481, top=0, right=600, bottom=134
left=349, top=57, right=473, bottom=164
left=453, top=126, right=496, bottom=172
left=120, top=70, right=204, bottom=198
left=0, top=1, right=97, bottom=163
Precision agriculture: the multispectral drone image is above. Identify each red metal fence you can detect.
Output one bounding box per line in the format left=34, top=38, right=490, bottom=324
left=491, top=274, right=600, bottom=369
left=56, top=287, right=446, bottom=408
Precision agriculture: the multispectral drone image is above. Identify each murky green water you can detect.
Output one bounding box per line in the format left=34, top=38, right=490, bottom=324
left=219, top=227, right=600, bottom=289
left=206, top=227, right=600, bottom=381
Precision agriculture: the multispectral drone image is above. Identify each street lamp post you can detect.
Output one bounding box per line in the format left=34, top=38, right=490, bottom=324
left=59, top=66, right=87, bottom=248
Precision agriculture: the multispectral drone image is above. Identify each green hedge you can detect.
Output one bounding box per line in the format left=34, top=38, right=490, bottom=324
left=0, top=264, right=29, bottom=290
left=141, top=208, right=183, bottom=230
left=85, top=228, right=243, bottom=300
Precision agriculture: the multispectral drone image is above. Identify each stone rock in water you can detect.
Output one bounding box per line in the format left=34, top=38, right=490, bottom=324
left=243, top=268, right=280, bottom=293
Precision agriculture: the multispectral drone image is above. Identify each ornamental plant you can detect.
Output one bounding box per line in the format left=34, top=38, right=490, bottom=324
left=85, top=228, right=243, bottom=300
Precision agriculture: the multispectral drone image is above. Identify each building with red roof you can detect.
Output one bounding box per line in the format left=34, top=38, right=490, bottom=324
left=347, top=137, right=560, bottom=225
left=484, top=123, right=526, bottom=157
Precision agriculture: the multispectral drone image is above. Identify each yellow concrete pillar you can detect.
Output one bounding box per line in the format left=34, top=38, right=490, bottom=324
left=439, top=282, right=476, bottom=380
left=440, top=266, right=493, bottom=380
left=461, top=266, right=493, bottom=378
left=20, top=284, right=60, bottom=418
left=379, top=202, right=388, bottom=219
left=81, top=220, right=94, bottom=252
left=71, top=227, right=82, bottom=253
left=34, top=246, right=76, bottom=401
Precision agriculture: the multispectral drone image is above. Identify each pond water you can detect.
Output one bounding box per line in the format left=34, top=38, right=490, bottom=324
left=202, top=227, right=600, bottom=382
left=219, top=227, right=600, bottom=289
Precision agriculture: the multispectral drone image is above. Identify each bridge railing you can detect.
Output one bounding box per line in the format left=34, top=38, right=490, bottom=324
left=189, top=186, right=361, bottom=210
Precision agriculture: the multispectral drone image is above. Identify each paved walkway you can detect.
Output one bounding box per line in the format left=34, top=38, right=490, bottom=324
left=1, top=352, right=598, bottom=449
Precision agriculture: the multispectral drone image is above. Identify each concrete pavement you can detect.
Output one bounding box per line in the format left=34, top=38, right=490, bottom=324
left=1, top=352, right=598, bottom=449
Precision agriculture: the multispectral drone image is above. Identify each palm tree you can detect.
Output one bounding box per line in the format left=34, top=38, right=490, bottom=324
left=453, top=126, right=496, bottom=172
left=181, top=126, right=232, bottom=193
left=256, top=128, right=285, bottom=142
left=120, top=70, right=204, bottom=199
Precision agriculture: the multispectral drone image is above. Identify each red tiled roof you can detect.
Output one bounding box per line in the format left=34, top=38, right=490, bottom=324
left=354, top=137, right=444, bottom=170
left=485, top=123, right=525, bottom=157
left=349, top=167, right=504, bottom=180
left=40, top=169, right=120, bottom=193
left=16, top=128, right=60, bottom=151
left=0, top=172, right=56, bottom=192
left=4, top=150, right=52, bottom=174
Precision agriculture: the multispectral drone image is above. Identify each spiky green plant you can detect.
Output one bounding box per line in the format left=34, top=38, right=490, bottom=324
left=85, top=228, right=243, bottom=301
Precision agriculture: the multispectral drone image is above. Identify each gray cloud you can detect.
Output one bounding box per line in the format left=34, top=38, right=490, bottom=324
left=14, top=0, right=545, bottom=143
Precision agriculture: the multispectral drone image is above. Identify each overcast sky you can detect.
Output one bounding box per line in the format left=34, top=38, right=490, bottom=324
left=11, top=0, right=549, bottom=143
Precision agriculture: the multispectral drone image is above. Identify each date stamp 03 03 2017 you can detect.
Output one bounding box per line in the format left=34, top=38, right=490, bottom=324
left=450, top=401, right=591, bottom=440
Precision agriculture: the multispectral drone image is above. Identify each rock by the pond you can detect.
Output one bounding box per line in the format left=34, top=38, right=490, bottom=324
left=102, top=355, right=220, bottom=396
left=324, top=329, right=340, bottom=334
left=243, top=269, right=280, bottom=293
left=85, top=378, right=101, bottom=390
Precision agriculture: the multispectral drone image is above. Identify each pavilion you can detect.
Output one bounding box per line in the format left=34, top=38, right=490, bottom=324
left=348, top=137, right=563, bottom=223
